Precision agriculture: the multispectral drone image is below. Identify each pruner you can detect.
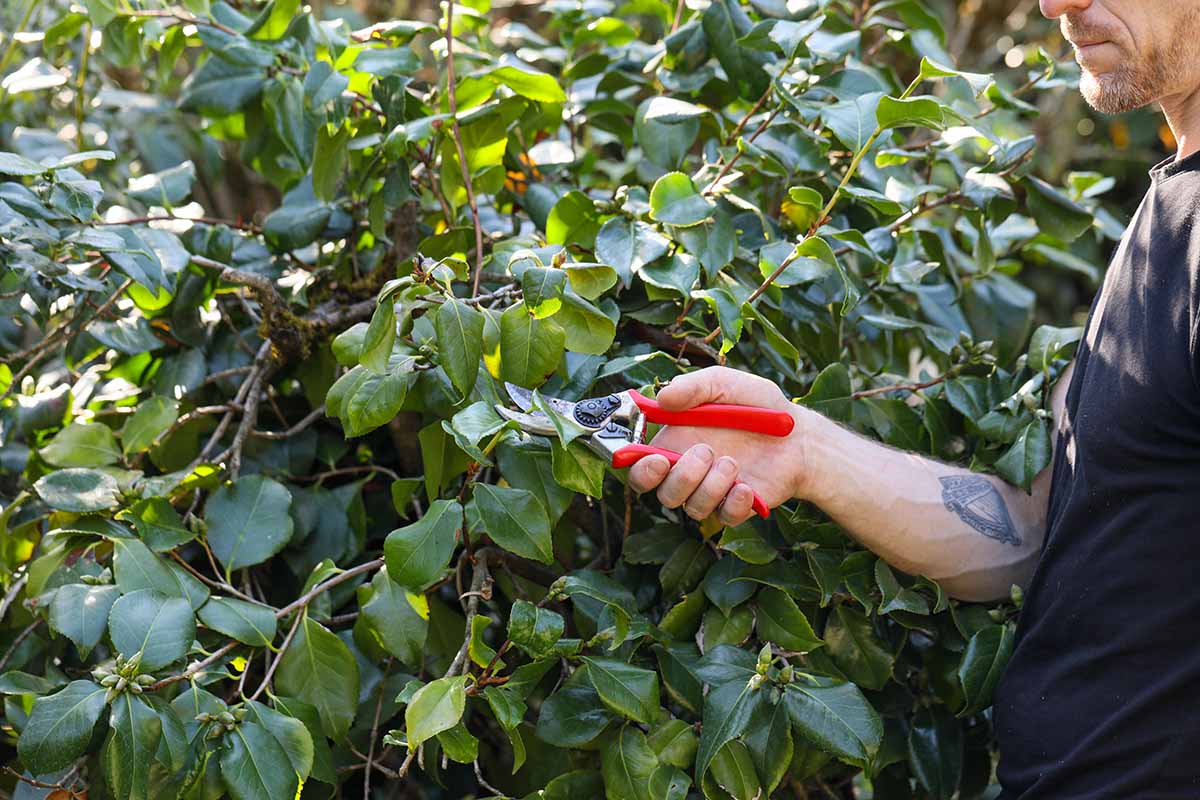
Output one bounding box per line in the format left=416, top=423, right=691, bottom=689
left=494, top=382, right=795, bottom=518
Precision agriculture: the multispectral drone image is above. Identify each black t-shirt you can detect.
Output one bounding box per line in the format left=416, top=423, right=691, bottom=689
left=993, top=149, right=1200, bottom=799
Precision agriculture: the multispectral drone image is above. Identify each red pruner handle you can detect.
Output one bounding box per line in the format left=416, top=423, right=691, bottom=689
left=627, top=390, right=795, bottom=437
left=611, top=444, right=771, bottom=518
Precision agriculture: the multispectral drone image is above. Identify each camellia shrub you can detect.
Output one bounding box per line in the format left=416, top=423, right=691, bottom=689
left=0, top=0, right=1114, bottom=797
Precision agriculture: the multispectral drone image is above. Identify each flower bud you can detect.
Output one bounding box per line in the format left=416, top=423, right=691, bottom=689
left=779, top=665, right=794, bottom=684
left=136, top=674, right=156, bottom=686
left=101, top=674, right=121, bottom=687
left=115, top=677, right=127, bottom=692
left=129, top=682, right=143, bottom=694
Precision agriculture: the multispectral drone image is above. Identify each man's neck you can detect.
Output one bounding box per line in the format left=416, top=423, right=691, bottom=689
left=1160, top=84, right=1200, bottom=161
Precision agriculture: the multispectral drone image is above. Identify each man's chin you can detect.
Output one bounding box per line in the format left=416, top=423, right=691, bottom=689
left=1080, top=71, right=1154, bottom=114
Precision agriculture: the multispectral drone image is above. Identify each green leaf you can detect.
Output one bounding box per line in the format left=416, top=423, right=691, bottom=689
left=405, top=675, right=468, bottom=749
left=121, top=497, right=194, bottom=551
left=600, top=725, right=658, bottom=800
left=755, top=587, right=823, bottom=652
left=360, top=298, right=397, bottom=374
left=702, top=557, right=755, bottom=616
left=535, top=685, right=614, bottom=747
left=108, top=589, right=196, bottom=670
left=121, top=397, right=179, bottom=456
left=0, top=672, right=61, bottom=695
left=994, top=418, right=1051, bottom=492
left=197, top=597, right=278, bottom=647
left=798, top=364, right=852, bottom=423
left=49, top=583, right=119, bottom=656
left=551, top=440, right=606, bottom=497
left=127, top=161, right=196, bottom=206
left=262, top=202, right=331, bottom=252
left=563, top=262, right=618, bottom=299
left=557, top=291, right=617, bottom=355
left=312, top=122, right=350, bottom=201
left=17, top=680, right=107, bottom=775
left=875, top=560, right=931, bottom=616
left=649, top=172, right=714, bottom=227
left=718, top=524, right=776, bottom=565
left=384, top=499, right=463, bottom=590
left=744, top=697, right=793, bottom=796
left=354, top=570, right=427, bottom=667
left=508, top=599, right=565, bottom=658
left=472, top=483, right=554, bottom=564
left=957, top=624, right=1015, bottom=716
left=0, top=151, right=47, bottom=176
left=702, top=0, right=770, bottom=100
left=784, top=678, right=882, bottom=766
left=500, top=303, right=565, bottom=387
left=647, top=718, right=698, bottom=769
left=582, top=657, right=660, bottom=724
left=875, top=95, right=960, bottom=132
left=1027, top=324, right=1083, bottom=371
left=546, top=191, right=602, bottom=249
left=694, top=677, right=765, bottom=781
left=243, top=700, right=313, bottom=782
left=824, top=604, right=894, bottom=690
left=40, top=422, right=120, bottom=467
left=907, top=706, right=963, bottom=800
left=488, top=64, right=567, bottom=102
left=419, top=421, right=470, bottom=500
left=276, top=614, right=360, bottom=738
left=112, top=538, right=209, bottom=610
left=595, top=218, right=670, bottom=287
left=105, top=693, right=162, bottom=800
left=522, top=266, right=567, bottom=318
left=1023, top=175, right=1093, bottom=242
left=823, top=92, right=883, bottom=151
left=435, top=297, right=485, bottom=399
left=327, top=364, right=417, bottom=437
left=205, top=476, right=295, bottom=572
left=708, top=740, right=761, bottom=800
left=660, top=537, right=716, bottom=598
left=437, top=722, right=480, bottom=763
left=219, top=720, right=300, bottom=800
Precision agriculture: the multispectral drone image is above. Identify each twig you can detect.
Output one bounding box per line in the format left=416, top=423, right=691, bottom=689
left=446, top=553, right=492, bottom=678
left=273, top=559, right=383, bottom=620
left=474, top=760, right=507, bottom=797
left=117, top=7, right=239, bottom=36
left=169, top=551, right=258, bottom=604
left=251, top=405, right=325, bottom=440
left=0, top=573, right=28, bottom=625
left=249, top=609, right=303, bottom=701
left=443, top=0, right=485, bottom=296
left=363, top=658, right=393, bottom=800
left=851, top=374, right=949, bottom=399
left=149, top=640, right=240, bottom=690
left=0, top=619, right=42, bottom=672
left=96, top=213, right=260, bottom=232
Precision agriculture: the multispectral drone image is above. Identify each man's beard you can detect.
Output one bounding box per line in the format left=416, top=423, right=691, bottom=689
left=1079, top=61, right=1164, bottom=114
left=1076, top=17, right=1198, bottom=114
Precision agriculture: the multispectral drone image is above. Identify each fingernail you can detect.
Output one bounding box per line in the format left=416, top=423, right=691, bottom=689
left=716, top=456, right=737, bottom=477
left=648, top=459, right=669, bottom=477
left=694, top=444, right=714, bottom=464
left=732, top=485, right=750, bottom=504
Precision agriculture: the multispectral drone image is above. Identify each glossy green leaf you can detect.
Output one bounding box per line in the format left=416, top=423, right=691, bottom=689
left=582, top=657, right=660, bottom=724
left=472, top=483, right=554, bottom=564
left=205, top=476, right=294, bottom=572
left=600, top=725, right=658, bottom=800
left=384, top=499, right=462, bottom=589
left=405, top=675, right=468, bottom=749
left=197, top=596, right=277, bottom=646
left=275, top=614, right=360, bottom=739
left=784, top=678, right=882, bottom=766
left=108, top=589, right=195, bottom=670
left=17, top=681, right=108, bottom=774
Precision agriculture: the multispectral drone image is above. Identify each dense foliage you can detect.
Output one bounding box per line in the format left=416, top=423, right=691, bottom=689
left=0, top=0, right=1115, bottom=797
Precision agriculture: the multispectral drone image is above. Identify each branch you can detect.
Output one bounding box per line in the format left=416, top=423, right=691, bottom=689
left=0, top=619, right=42, bottom=672
left=442, top=0, right=486, bottom=296
left=851, top=373, right=949, bottom=399
left=273, top=559, right=383, bottom=620
left=251, top=405, right=325, bottom=440
left=149, top=640, right=240, bottom=691
left=249, top=609, right=303, bottom=701
left=446, top=552, right=492, bottom=678
left=117, top=7, right=239, bottom=36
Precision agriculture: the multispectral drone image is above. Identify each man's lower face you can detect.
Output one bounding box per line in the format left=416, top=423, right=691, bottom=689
left=1079, top=60, right=1158, bottom=114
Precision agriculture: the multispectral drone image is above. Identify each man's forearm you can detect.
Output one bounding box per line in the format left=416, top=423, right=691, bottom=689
left=798, top=411, right=1048, bottom=603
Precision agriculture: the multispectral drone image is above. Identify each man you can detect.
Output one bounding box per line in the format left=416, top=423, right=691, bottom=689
left=628, top=0, right=1200, bottom=796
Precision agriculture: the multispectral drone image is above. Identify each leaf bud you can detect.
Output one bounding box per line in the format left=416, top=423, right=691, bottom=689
left=101, top=674, right=121, bottom=687
left=1010, top=583, right=1024, bottom=608
left=755, top=643, right=773, bottom=675
left=136, top=674, right=156, bottom=686
left=105, top=687, right=119, bottom=704
left=115, top=677, right=127, bottom=692
left=747, top=673, right=766, bottom=691
left=207, top=726, right=223, bottom=739
left=987, top=608, right=1005, bottom=623
left=218, top=711, right=236, bottom=726
left=779, top=665, right=794, bottom=684
left=195, top=713, right=213, bottom=724
left=129, top=682, right=143, bottom=694
left=92, top=667, right=112, bottom=680
left=234, top=708, right=247, bottom=721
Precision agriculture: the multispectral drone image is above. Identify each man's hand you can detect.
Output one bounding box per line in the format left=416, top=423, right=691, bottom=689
left=626, top=366, right=809, bottom=526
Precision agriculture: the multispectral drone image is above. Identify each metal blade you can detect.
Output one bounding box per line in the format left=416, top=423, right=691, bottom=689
left=494, top=405, right=558, bottom=437
left=504, top=382, right=535, bottom=412
left=504, top=382, right=579, bottom=421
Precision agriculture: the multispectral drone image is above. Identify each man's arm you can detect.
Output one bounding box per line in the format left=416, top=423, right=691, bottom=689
left=626, top=363, right=1073, bottom=603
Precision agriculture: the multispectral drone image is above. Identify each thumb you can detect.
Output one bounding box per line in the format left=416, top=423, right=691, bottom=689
left=655, top=366, right=780, bottom=411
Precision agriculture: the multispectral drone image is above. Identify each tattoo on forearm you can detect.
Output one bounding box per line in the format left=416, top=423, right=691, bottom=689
left=938, top=476, right=1021, bottom=546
